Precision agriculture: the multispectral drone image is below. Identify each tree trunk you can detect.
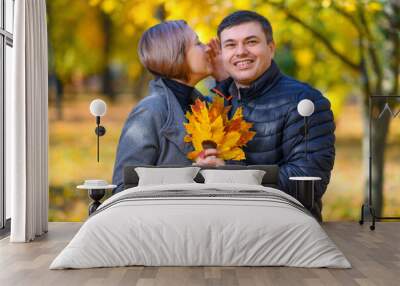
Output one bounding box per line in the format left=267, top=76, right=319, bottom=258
left=101, top=12, right=115, bottom=101
left=361, top=99, right=370, bottom=214
left=55, top=76, right=64, bottom=121
left=362, top=99, right=391, bottom=217
left=47, top=14, right=63, bottom=121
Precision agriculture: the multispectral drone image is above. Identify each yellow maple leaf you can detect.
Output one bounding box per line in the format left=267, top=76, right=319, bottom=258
left=183, top=96, right=256, bottom=161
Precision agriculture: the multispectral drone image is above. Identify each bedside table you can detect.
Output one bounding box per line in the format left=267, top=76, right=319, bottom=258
left=77, top=180, right=116, bottom=215
left=289, top=177, right=321, bottom=210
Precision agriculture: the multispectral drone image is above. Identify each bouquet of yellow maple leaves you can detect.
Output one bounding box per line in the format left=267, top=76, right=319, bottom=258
left=184, top=96, right=256, bottom=161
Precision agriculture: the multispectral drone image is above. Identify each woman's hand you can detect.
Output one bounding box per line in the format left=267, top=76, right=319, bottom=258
left=194, top=148, right=225, bottom=167
left=207, top=38, right=230, bottom=82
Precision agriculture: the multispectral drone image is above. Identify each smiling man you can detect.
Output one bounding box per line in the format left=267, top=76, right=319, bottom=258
left=200, top=10, right=335, bottom=221
left=219, top=20, right=275, bottom=88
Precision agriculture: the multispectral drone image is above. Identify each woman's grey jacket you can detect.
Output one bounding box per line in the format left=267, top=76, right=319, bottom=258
left=112, top=78, right=203, bottom=194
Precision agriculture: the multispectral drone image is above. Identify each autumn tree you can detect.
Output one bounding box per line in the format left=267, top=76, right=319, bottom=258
left=258, top=0, right=399, bottom=216
left=47, top=0, right=107, bottom=104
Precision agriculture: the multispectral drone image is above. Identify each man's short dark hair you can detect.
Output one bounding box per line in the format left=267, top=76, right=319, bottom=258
left=217, top=10, right=273, bottom=43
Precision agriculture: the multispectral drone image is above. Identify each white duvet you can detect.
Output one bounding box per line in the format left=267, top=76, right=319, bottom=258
left=50, top=183, right=351, bottom=269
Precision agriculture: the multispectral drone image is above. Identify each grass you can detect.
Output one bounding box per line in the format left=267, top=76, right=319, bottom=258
left=49, top=96, right=400, bottom=221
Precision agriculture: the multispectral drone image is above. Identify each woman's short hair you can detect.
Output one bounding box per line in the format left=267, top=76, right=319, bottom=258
left=138, top=20, right=193, bottom=81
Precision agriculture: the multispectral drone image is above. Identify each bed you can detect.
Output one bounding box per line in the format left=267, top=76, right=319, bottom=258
left=50, top=165, right=350, bottom=269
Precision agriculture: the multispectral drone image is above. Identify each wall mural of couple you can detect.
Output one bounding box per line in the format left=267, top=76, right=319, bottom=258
left=47, top=2, right=400, bottom=222
left=111, top=11, right=335, bottom=222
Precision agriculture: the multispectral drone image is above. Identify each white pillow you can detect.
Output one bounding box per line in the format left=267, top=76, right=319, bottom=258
left=200, top=169, right=266, bottom=185
left=135, top=167, right=201, bottom=186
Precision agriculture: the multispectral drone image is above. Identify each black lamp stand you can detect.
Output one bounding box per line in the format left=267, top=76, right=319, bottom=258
left=95, top=116, right=106, bottom=162
left=304, top=117, right=308, bottom=160
left=299, top=117, right=309, bottom=161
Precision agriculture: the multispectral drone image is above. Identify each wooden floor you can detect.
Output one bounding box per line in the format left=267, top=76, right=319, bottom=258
left=0, top=222, right=399, bottom=286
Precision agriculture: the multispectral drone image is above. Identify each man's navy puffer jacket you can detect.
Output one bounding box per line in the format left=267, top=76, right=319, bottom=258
left=214, top=61, right=335, bottom=199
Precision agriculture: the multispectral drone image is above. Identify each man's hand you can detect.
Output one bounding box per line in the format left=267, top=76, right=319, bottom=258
left=194, top=148, right=225, bottom=167
left=207, top=38, right=230, bottom=82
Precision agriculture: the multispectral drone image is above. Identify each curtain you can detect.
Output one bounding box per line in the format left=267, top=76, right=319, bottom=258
left=8, top=0, right=49, bottom=242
